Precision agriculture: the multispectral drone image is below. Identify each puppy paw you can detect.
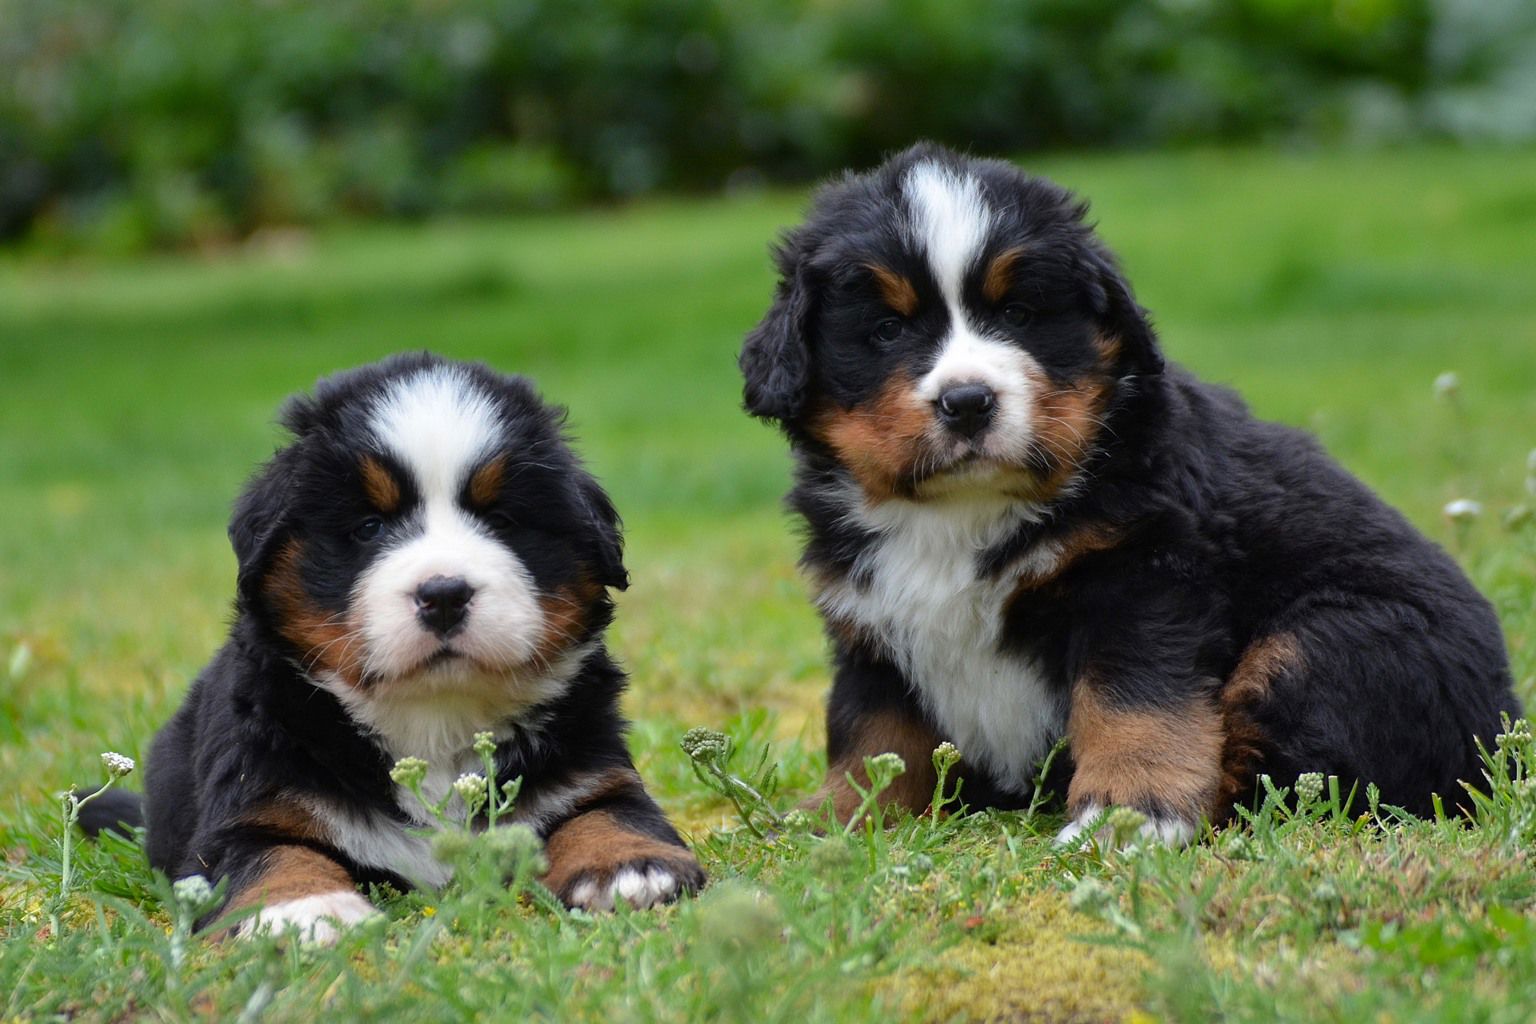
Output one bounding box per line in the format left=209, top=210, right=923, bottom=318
left=1053, top=803, right=1197, bottom=850
left=555, top=853, right=705, bottom=912
left=232, top=890, right=381, bottom=945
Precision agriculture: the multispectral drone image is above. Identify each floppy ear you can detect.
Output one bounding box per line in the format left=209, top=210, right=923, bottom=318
left=577, top=475, right=628, bottom=592
left=1086, top=249, right=1164, bottom=377
left=229, top=447, right=299, bottom=602
left=740, top=243, right=815, bottom=423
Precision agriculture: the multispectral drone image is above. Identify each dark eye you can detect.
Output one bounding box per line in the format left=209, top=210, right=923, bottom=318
left=483, top=510, right=515, bottom=531
left=1002, top=303, right=1032, bottom=327
left=872, top=317, right=903, bottom=343
left=351, top=517, right=384, bottom=543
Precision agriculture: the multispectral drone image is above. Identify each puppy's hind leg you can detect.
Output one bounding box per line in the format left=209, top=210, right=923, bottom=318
left=1220, top=611, right=1518, bottom=820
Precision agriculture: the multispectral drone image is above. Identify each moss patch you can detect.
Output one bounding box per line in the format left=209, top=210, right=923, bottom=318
left=893, top=890, right=1149, bottom=1022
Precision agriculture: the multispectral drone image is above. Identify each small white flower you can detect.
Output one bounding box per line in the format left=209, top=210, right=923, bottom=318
left=931, top=741, right=961, bottom=771
left=1432, top=372, right=1460, bottom=401
left=172, top=875, right=218, bottom=915
left=101, top=752, right=135, bottom=778
left=1443, top=499, right=1482, bottom=523
left=453, top=772, right=488, bottom=808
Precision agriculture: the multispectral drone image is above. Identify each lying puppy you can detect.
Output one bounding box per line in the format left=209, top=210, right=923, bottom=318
left=83, top=353, right=703, bottom=939
left=739, top=142, right=1519, bottom=843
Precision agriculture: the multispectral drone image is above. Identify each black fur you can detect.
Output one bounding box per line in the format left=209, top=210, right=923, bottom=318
left=742, top=143, right=1519, bottom=826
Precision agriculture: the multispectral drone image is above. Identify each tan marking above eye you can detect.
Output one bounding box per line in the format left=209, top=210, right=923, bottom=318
left=468, top=456, right=506, bottom=508
left=982, top=247, right=1026, bottom=304
left=359, top=456, right=400, bottom=514
left=866, top=264, right=918, bottom=317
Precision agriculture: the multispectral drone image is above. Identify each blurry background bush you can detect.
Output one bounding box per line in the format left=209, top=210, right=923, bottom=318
left=3, top=0, right=1534, bottom=252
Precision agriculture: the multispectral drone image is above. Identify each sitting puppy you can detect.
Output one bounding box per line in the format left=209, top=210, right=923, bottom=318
left=738, top=142, right=1520, bottom=843
left=83, top=353, right=703, bottom=939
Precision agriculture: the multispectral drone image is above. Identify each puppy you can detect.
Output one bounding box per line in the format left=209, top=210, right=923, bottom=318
left=83, top=353, right=703, bottom=940
left=739, top=143, right=1520, bottom=843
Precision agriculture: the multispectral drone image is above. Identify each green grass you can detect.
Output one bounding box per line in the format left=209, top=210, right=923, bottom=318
left=3, top=146, right=1536, bottom=1022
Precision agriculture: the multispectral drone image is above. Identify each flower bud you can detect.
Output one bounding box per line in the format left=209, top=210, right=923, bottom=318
left=472, top=731, right=496, bottom=758
left=680, top=727, right=730, bottom=762
left=101, top=752, right=135, bottom=778
left=1294, top=772, right=1325, bottom=806
left=454, top=772, right=488, bottom=813
left=389, top=756, right=429, bottom=789
left=172, top=875, right=219, bottom=916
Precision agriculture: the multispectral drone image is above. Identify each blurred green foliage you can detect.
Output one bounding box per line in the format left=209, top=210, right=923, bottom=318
left=2, top=0, right=1534, bottom=250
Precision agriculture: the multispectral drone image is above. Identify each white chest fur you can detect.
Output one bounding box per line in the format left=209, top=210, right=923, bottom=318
left=817, top=493, right=1068, bottom=795
left=302, top=644, right=595, bottom=889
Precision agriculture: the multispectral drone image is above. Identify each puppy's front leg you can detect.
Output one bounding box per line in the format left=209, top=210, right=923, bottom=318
left=219, top=844, right=378, bottom=943
left=805, top=707, right=943, bottom=825
left=538, top=773, right=704, bottom=912
left=803, top=651, right=945, bottom=825
left=1056, top=677, right=1224, bottom=848
left=185, top=799, right=380, bottom=943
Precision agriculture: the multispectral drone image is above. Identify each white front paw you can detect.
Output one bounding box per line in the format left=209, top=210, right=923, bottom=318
left=1054, top=803, right=1197, bottom=849
left=234, top=890, right=380, bottom=945
left=567, top=865, right=682, bottom=912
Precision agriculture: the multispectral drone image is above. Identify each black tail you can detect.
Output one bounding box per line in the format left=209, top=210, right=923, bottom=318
left=76, top=788, right=145, bottom=839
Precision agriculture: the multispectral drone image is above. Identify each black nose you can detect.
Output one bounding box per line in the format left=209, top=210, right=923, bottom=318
left=936, top=384, right=996, bottom=438
left=415, top=575, right=474, bottom=637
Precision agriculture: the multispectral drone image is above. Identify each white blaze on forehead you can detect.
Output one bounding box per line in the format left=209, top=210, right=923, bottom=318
left=904, top=162, right=993, bottom=309
left=369, top=365, right=502, bottom=501
left=905, top=161, right=1038, bottom=463
left=350, top=362, right=548, bottom=686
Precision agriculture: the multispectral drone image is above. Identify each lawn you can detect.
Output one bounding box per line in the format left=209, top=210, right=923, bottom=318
left=2, top=146, right=1535, bottom=1022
